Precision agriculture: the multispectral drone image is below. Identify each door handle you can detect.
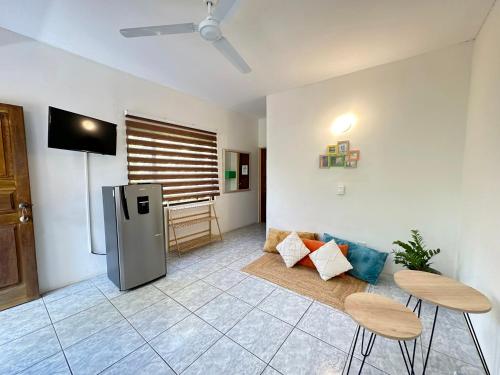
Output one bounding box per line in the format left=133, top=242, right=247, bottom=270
left=119, top=186, right=130, bottom=220
left=18, top=202, right=32, bottom=223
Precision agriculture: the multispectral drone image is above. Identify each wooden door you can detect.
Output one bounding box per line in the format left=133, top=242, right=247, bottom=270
left=259, top=148, right=266, bottom=223
left=0, top=103, right=39, bottom=311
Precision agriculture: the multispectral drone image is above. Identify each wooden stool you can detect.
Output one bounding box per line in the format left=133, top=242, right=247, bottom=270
left=394, top=270, right=492, bottom=375
left=344, top=292, right=422, bottom=374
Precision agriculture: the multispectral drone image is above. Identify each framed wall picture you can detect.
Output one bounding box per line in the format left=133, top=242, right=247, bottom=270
left=337, top=140, right=350, bottom=155
left=348, top=150, right=360, bottom=161
left=345, top=160, right=358, bottom=168
left=331, top=155, right=345, bottom=167
left=319, top=155, right=330, bottom=168
left=327, top=144, right=337, bottom=155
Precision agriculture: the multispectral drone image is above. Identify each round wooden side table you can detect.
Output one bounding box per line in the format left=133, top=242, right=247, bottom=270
left=394, top=270, right=492, bottom=375
left=344, top=292, right=422, bottom=374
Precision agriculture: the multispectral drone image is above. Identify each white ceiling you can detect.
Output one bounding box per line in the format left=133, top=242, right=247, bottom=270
left=0, top=0, right=494, bottom=118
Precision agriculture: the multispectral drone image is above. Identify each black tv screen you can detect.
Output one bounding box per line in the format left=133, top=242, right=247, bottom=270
left=48, top=107, right=117, bottom=155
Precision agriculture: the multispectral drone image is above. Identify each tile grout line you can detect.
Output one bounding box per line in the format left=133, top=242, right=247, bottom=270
left=44, top=286, right=108, bottom=325
left=4, top=298, right=75, bottom=374
left=102, top=306, right=179, bottom=374
left=212, top=265, right=386, bottom=372
left=42, top=297, right=74, bottom=375
left=0, top=310, right=54, bottom=350
left=95, top=299, right=178, bottom=375
left=139, top=287, right=224, bottom=344
left=420, top=344, right=486, bottom=371
left=177, top=335, right=227, bottom=374
left=49, top=250, right=254, bottom=368
left=181, top=297, right=268, bottom=373
left=142, top=281, right=231, bottom=373
left=108, top=285, right=170, bottom=319
left=41, top=280, right=95, bottom=304
left=1, top=226, right=262, bottom=374
left=9, top=328, right=68, bottom=375
left=263, top=300, right=315, bottom=371
left=174, top=230, right=474, bottom=373
left=5, top=223, right=478, bottom=374
left=139, top=266, right=273, bottom=373
left=51, top=283, right=169, bottom=373
left=104, top=276, right=208, bottom=375
left=171, top=255, right=361, bottom=372
left=51, top=295, right=126, bottom=349
left=219, top=283, right=363, bottom=359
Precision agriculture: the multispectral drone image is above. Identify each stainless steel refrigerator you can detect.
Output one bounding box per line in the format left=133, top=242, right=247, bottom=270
left=102, top=184, right=166, bottom=290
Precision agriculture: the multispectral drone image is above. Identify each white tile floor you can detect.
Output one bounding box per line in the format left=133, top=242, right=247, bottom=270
left=0, top=224, right=486, bottom=374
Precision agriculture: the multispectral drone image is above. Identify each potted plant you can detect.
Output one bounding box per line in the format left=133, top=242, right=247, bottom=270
left=392, top=230, right=441, bottom=274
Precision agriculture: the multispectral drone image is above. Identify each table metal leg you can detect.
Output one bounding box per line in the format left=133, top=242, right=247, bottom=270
left=399, top=341, right=416, bottom=375
left=411, top=299, right=422, bottom=366
left=463, top=313, right=490, bottom=375
left=406, top=296, right=423, bottom=370
left=345, top=326, right=361, bottom=374
left=422, top=305, right=439, bottom=374
left=358, top=328, right=376, bottom=374
left=345, top=326, right=376, bottom=375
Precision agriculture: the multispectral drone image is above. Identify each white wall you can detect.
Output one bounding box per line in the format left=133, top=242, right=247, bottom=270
left=0, top=28, right=258, bottom=293
left=267, top=43, right=472, bottom=276
left=458, top=2, right=500, bottom=371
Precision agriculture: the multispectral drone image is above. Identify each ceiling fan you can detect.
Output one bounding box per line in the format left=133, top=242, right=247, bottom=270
left=120, top=0, right=251, bottom=74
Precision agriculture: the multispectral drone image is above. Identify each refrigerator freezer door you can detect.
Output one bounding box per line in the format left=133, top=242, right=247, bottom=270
left=116, top=184, right=166, bottom=289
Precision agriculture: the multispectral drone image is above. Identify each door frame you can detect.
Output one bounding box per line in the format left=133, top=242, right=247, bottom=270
left=258, top=147, right=266, bottom=223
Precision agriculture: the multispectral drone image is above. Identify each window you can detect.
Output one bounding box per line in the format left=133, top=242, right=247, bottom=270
left=125, top=114, right=219, bottom=206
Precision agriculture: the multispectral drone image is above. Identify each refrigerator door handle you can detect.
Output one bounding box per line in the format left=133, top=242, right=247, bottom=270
left=119, top=186, right=130, bottom=220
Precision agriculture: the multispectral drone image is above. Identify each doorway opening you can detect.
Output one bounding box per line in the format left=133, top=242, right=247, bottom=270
left=259, top=147, right=266, bottom=223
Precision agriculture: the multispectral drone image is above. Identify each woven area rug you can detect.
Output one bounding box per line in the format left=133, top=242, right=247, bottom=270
left=242, top=253, right=367, bottom=311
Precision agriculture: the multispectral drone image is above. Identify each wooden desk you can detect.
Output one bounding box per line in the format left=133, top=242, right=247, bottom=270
left=394, top=270, right=492, bottom=375
left=344, top=292, right=422, bottom=374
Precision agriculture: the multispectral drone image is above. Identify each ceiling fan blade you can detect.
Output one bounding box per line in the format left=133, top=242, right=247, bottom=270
left=213, top=36, right=251, bottom=74
left=120, top=23, right=197, bottom=38
left=212, top=0, right=242, bottom=22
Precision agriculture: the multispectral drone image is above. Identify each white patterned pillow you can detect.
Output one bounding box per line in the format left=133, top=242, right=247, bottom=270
left=309, top=240, right=353, bottom=281
left=276, top=231, right=310, bottom=268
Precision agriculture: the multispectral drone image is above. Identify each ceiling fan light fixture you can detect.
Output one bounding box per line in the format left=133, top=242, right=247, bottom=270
left=199, top=17, right=222, bottom=42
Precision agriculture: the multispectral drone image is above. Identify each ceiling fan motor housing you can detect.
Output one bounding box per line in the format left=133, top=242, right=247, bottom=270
left=199, top=17, right=222, bottom=41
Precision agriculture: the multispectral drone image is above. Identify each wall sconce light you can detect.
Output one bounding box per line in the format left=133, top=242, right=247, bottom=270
left=331, top=113, right=357, bottom=135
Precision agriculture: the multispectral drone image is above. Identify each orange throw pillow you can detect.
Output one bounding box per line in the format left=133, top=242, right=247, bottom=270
left=298, top=239, right=349, bottom=275
left=298, top=239, right=324, bottom=268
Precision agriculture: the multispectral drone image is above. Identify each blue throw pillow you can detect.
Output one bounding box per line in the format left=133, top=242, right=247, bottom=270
left=323, top=233, right=388, bottom=284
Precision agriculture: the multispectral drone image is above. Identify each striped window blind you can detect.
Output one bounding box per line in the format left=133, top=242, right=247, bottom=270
left=125, top=114, right=220, bottom=206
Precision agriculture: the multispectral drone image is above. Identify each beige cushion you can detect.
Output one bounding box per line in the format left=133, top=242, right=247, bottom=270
left=263, top=228, right=317, bottom=253
left=310, top=240, right=353, bottom=281
left=276, top=232, right=310, bottom=268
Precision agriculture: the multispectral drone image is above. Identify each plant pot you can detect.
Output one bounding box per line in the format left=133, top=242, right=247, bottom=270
left=426, top=267, right=441, bottom=275
left=405, top=266, right=442, bottom=275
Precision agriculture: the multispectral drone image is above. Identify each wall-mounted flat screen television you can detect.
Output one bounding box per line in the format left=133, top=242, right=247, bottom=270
left=48, top=106, right=117, bottom=155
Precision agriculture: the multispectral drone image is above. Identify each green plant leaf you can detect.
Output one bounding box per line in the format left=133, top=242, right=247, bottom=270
left=392, top=230, right=440, bottom=272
